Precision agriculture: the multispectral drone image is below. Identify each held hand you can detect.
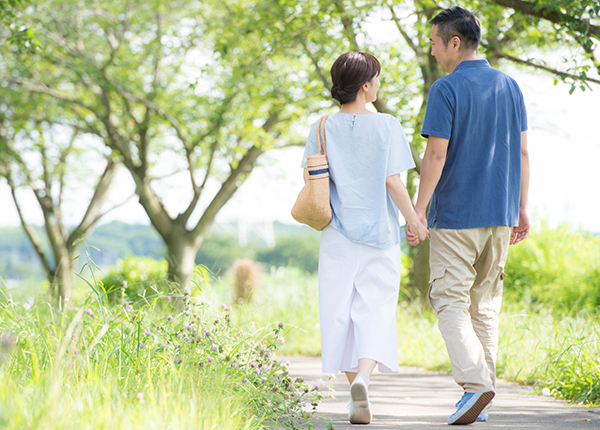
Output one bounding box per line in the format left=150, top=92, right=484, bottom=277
left=406, top=208, right=429, bottom=246
left=409, top=220, right=429, bottom=242
left=510, top=208, right=530, bottom=245
left=405, top=223, right=420, bottom=246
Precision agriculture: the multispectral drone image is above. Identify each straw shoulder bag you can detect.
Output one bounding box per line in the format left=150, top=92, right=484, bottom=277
left=291, top=115, right=332, bottom=231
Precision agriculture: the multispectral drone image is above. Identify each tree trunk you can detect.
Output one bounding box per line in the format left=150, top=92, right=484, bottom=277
left=165, top=236, right=201, bottom=295
left=50, top=250, right=73, bottom=305
left=413, top=238, right=430, bottom=304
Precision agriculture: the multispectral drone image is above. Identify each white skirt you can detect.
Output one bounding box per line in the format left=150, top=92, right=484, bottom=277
left=318, top=226, right=401, bottom=374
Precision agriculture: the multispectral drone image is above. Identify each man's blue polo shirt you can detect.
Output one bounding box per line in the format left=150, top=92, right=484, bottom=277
left=421, top=60, right=527, bottom=229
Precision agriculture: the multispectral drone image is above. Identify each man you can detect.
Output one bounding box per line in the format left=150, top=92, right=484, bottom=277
left=406, top=6, right=530, bottom=425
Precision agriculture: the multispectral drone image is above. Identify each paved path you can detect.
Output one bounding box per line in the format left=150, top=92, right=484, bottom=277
left=282, top=356, right=599, bottom=429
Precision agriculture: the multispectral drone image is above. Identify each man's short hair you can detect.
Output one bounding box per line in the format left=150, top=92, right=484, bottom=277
left=430, top=7, right=481, bottom=51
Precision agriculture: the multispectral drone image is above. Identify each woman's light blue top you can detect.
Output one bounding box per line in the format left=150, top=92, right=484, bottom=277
left=301, top=112, right=415, bottom=249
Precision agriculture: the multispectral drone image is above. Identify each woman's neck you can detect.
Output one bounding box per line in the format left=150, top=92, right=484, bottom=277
left=339, top=102, right=375, bottom=114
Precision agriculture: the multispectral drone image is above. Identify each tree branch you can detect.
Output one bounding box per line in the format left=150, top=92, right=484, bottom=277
left=4, top=166, right=54, bottom=278
left=491, top=0, right=600, bottom=37
left=7, top=76, right=105, bottom=120
left=492, top=49, right=600, bottom=85
left=66, top=160, right=120, bottom=251
left=389, top=5, right=423, bottom=57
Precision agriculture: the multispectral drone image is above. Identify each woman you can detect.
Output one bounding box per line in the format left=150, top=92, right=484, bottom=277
left=300, top=52, right=428, bottom=424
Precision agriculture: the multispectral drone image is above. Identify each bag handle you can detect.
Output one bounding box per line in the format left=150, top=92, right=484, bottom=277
left=317, top=115, right=329, bottom=156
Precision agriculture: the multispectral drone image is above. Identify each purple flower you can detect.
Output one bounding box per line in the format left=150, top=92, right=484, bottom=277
left=231, top=363, right=238, bottom=368
left=207, top=356, right=214, bottom=363
left=254, top=368, right=261, bottom=374
left=278, top=322, right=284, bottom=329
left=174, top=358, right=182, bottom=364
left=221, top=303, right=227, bottom=309
left=122, top=280, right=128, bottom=286
left=211, top=345, right=217, bottom=352
left=249, top=362, right=257, bottom=368
left=277, top=336, right=285, bottom=344
left=166, top=315, right=173, bottom=321
left=7, top=298, right=13, bottom=304
left=160, top=343, right=167, bottom=349
left=243, top=378, right=249, bottom=383
left=261, top=377, right=267, bottom=383
left=144, top=331, right=151, bottom=336
left=184, top=306, right=189, bottom=311
left=84, top=309, right=95, bottom=317
left=186, top=325, right=193, bottom=331
left=314, top=385, right=320, bottom=391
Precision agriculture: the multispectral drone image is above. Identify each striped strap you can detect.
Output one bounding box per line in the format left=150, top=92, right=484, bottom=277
left=317, top=115, right=329, bottom=156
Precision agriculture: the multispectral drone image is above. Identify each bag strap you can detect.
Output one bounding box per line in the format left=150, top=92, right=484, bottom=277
left=317, top=115, right=329, bottom=156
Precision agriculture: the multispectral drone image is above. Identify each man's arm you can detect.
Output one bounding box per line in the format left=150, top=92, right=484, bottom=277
left=510, top=131, right=530, bottom=245
left=406, top=135, right=449, bottom=245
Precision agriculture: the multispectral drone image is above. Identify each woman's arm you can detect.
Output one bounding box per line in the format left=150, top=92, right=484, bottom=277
left=386, top=174, right=428, bottom=242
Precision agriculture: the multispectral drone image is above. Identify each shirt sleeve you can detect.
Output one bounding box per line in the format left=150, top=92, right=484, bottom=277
left=300, top=121, right=318, bottom=168
left=421, top=81, right=454, bottom=139
left=386, top=119, right=416, bottom=176
left=520, top=93, right=528, bottom=132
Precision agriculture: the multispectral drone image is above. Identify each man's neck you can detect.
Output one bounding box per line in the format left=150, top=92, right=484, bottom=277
left=448, top=51, right=478, bottom=73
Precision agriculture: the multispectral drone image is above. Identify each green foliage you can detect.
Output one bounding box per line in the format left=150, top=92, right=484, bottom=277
left=99, top=255, right=170, bottom=302
left=504, top=223, right=600, bottom=311
left=256, top=231, right=320, bottom=274
left=99, top=256, right=210, bottom=303
left=542, top=314, right=600, bottom=405
left=195, top=234, right=255, bottom=276
left=0, top=280, right=323, bottom=428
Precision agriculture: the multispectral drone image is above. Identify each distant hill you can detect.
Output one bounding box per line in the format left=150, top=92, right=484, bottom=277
left=0, top=221, right=319, bottom=279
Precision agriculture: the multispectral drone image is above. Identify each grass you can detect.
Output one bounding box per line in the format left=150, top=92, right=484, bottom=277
left=0, top=266, right=323, bottom=430
left=2, top=264, right=598, bottom=430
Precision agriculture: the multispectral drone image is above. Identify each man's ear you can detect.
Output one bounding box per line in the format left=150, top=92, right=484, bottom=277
left=451, top=35, right=461, bottom=51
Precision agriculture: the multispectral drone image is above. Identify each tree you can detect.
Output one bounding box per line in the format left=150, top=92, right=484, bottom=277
left=5, top=0, right=598, bottom=301
left=3, top=0, right=323, bottom=293
left=0, top=91, right=121, bottom=303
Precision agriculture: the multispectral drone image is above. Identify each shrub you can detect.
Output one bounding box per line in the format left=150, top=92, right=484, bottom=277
left=504, top=223, right=600, bottom=311
left=99, top=256, right=209, bottom=303
left=256, top=234, right=319, bottom=273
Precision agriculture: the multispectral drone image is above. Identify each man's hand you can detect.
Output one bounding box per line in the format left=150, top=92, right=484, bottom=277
left=406, top=209, right=428, bottom=246
left=510, top=208, right=530, bottom=245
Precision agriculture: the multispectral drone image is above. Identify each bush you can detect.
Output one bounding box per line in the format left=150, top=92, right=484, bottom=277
left=195, top=234, right=255, bottom=276
left=99, top=256, right=209, bottom=303
left=256, top=234, right=320, bottom=273
left=504, top=223, right=600, bottom=311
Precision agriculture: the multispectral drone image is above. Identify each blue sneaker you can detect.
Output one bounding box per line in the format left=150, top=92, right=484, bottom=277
left=447, top=391, right=495, bottom=425
left=477, top=412, right=489, bottom=422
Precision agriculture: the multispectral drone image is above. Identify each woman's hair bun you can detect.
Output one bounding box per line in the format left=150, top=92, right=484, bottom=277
left=329, top=52, right=380, bottom=105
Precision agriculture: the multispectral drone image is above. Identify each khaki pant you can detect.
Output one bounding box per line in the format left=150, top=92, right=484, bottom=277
left=428, top=226, right=510, bottom=393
